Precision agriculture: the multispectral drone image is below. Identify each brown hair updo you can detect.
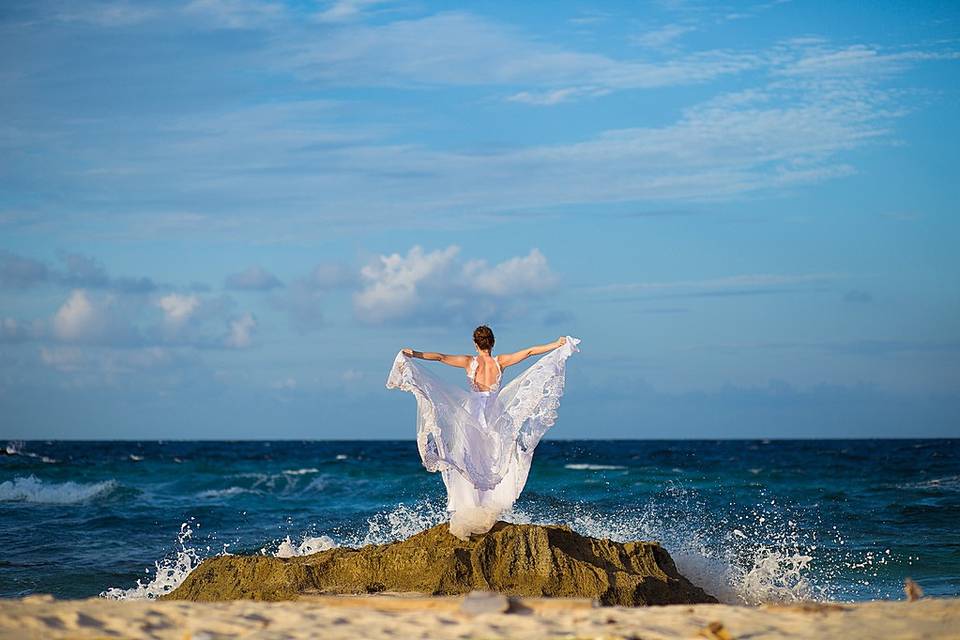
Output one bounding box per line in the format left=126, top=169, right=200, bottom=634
left=473, top=325, right=495, bottom=351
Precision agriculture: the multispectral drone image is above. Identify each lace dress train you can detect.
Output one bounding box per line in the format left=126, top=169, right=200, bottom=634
left=386, top=336, right=580, bottom=539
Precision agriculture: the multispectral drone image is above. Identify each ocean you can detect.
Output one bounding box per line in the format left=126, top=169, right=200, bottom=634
left=1, top=439, right=957, bottom=604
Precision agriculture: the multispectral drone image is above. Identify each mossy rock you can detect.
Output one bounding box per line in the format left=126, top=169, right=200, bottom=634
left=162, top=521, right=717, bottom=606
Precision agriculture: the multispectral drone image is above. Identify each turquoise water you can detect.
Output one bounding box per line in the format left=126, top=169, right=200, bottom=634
left=1, top=439, right=957, bottom=603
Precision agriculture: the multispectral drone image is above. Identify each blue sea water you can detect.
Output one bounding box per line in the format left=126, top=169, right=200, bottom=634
left=1, top=439, right=958, bottom=604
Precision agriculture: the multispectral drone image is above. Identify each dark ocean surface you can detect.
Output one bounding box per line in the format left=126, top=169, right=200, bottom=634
left=1, top=439, right=957, bottom=604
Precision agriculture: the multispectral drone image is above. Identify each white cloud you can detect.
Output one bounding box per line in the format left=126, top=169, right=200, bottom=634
left=157, top=293, right=200, bottom=327
left=155, top=293, right=253, bottom=348
left=354, top=246, right=459, bottom=323
left=53, top=290, right=103, bottom=341
left=226, top=312, right=257, bottom=348
left=354, top=246, right=559, bottom=324
left=465, top=249, right=558, bottom=296
left=47, top=289, right=145, bottom=346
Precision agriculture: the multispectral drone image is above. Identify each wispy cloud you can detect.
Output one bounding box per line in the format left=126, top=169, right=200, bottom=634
left=25, top=56, right=909, bottom=238
left=629, top=23, right=696, bottom=49
left=279, top=12, right=764, bottom=91
left=3, top=4, right=954, bottom=237
left=590, top=273, right=841, bottom=299
left=506, top=86, right=610, bottom=106
left=312, top=0, right=395, bottom=24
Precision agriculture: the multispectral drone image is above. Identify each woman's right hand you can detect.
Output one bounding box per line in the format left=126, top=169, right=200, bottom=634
left=402, top=348, right=414, bottom=357
left=556, top=336, right=566, bottom=347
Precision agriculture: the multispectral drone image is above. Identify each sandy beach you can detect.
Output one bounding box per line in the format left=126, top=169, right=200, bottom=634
left=1, top=593, right=957, bottom=640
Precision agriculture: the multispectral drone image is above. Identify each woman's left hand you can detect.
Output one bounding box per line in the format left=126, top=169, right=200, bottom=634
left=402, top=348, right=414, bottom=357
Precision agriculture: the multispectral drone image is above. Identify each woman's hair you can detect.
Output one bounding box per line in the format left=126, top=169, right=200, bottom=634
left=473, top=325, right=495, bottom=351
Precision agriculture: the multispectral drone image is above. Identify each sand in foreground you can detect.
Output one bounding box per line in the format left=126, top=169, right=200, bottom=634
left=0, top=593, right=956, bottom=639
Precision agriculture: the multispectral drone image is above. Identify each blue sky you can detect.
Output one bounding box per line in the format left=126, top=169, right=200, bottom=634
left=1, top=0, right=958, bottom=439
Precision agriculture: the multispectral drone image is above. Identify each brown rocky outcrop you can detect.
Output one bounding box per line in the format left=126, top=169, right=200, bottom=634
left=163, top=521, right=717, bottom=606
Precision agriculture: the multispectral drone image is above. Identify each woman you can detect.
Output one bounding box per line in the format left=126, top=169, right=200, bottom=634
left=386, top=325, right=580, bottom=539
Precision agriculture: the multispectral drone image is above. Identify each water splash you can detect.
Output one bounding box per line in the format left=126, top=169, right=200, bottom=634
left=345, top=500, right=449, bottom=547
left=100, top=521, right=205, bottom=600
left=99, top=488, right=894, bottom=605
left=272, top=535, right=337, bottom=558
left=506, top=483, right=893, bottom=605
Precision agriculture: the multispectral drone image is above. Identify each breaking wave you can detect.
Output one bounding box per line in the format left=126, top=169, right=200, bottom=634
left=0, top=475, right=118, bottom=504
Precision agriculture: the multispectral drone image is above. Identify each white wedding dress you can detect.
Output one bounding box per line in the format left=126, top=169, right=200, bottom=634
left=386, top=336, right=580, bottom=539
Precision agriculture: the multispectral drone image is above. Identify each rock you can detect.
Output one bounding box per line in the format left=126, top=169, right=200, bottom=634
left=459, top=591, right=510, bottom=616
left=162, top=521, right=718, bottom=607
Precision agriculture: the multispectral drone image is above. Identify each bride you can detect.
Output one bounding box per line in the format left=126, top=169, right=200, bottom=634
left=386, top=325, right=580, bottom=539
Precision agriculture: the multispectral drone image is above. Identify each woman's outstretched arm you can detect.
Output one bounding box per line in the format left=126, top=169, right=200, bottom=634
left=497, top=336, right=566, bottom=369
left=402, top=349, right=470, bottom=369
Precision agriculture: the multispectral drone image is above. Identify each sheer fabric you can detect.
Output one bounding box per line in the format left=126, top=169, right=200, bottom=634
left=386, top=336, right=580, bottom=539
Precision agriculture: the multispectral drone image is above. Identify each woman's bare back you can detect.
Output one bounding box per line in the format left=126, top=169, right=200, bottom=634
left=468, top=354, right=502, bottom=392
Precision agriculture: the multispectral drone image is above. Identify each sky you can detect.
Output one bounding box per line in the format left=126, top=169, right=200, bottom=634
left=1, top=0, right=958, bottom=439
